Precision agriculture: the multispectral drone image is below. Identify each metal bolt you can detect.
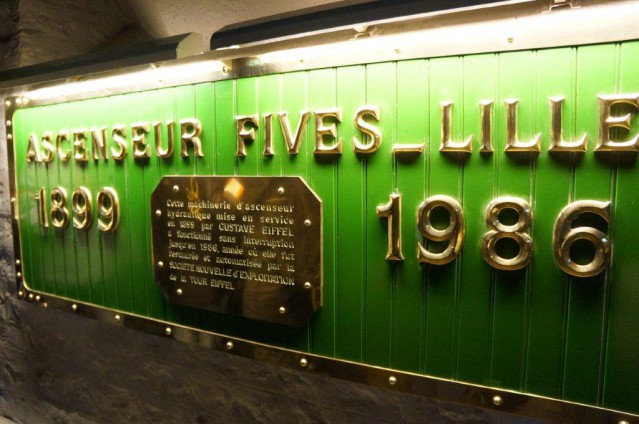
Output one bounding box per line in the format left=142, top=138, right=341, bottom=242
left=493, top=395, right=503, bottom=406
left=173, top=185, right=179, bottom=192
left=4, top=100, right=10, bottom=107
left=158, top=261, right=164, bottom=268
left=279, top=306, right=286, bottom=314
left=28, top=293, right=34, bottom=300
left=226, top=341, right=234, bottom=350
left=165, top=327, right=172, bottom=336
left=300, top=358, right=308, bottom=367
left=7, top=134, right=12, bottom=140
left=155, top=209, right=162, bottom=216
left=176, top=288, right=183, bottom=296
left=35, top=295, right=40, bottom=301
left=389, top=376, right=397, bottom=385
left=507, top=37, right=514, bottom=44
left=22, top=97, right=28, bottom=105
left=15, top=98, right=21, bottom=105
left=222, top=66, right=229, bottom=73
left=115, top=314, right=121, bottom=322
left=304, top=282, right=311, bottom=289
left=17, top=290, right=24, bottom=298
left=304, top=219, right=311, bottom=226
left=278, top=187, right=284, bottom=194
left=72, top=304, right=78, bottom=311
left=16, top=272, right=21, bottom=278
left=15, top=259, right=20, bottom=265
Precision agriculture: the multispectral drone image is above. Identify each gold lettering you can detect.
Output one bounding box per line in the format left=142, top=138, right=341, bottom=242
left=596, top=93, right=639, bottom=152
left=180, top=118, right=203, bottom=157
left=26, top=133, right=42, bottom=163
left=73, top=129, right=88, bottom=162
left=548, top=96, right=587, bottom=153
left=90, top=126, right=109, bottom=160
left=439, top=101, right=472, bottom=154
left=353, top=106, right=382, bottom=154
left=111, top=125, right=127, bottom=161
left=504, top=99, right=541, bottom=153
left=236, top=115, right=258, bottom=157
left=56, top=130, right=71, bottom=161
left=263, top=113, right=274, bottom=156
left=479, top=100, right=494, bottom=153
left=132, top=122, right=151, bottom=159
left=40, top=132, right=55, bottom=163
left=278, top=111, right=310, bottom=155
left=314, top=109, right=342, bottom=156
left=154, top=120, right=175, bottom=158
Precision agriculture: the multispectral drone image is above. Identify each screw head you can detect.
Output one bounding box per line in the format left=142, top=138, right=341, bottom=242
left=22, top=97, right=28, bottom=105
left=155, top=209, right=162, bottom=216
left=173, top=185, right=179, bottom=192
left=222, top=66, right=229, bottom=73
left=15, top=259, right=20, bottom=265
left=300, top=358, right=308, bottom=367
left=165, top=327, right=172, bottom=336
left=17, top=290, right=24, bottom=298
left=493, top=395, right=503, bottom=406
left=304, top=219, right=311, bottom=226
left=279, top=306, right=286, bottom=314
left=389, top=376, right=397, bottom=385
left=72, top=304, right=78, bottom=311
left=157, top=261, right=164, bottom=268
left=35, top=295, right=40, bottom=301
left=226, top=341, right=234, bottom=350
left=115, top=314, right=121, bottom=322
left=304, top=282, right=311, bottom=289
left=176, top=288, right=183, bottom=295
left=15, top=98, right=21, bottom=105
left=7, top=134, right=12, bottom=140
left=4, top=100, right=10, bottom=107
left=277, top=187, right=284, bottom=194
left=16, top=272, right=21, bottom=278
left=28, top=293, right=34, bottom=300
left=6, top=120, right=11, bottom=126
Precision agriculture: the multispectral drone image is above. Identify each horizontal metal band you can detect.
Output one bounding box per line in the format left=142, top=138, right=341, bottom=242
left=14, top=287, right=639, bottom=424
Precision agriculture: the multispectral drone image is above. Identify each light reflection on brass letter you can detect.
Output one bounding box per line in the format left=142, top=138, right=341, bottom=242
left=132, top=122, right=151, bottom=159
left=90, top=126, right=109, bottom=160
left=314, top=109, right=342, bottom=156
left=480, top=100, right=494, bottom=153
left=73, top=129, right=89, bottom=162
left=439, top=101, right=472, bottom=154
left=57, top=130, right=71, bottom=162
left=278, top=111, right=310, bottom=155
left=236, top=115, right=258, bottom=157
left=504, top=99, right=541, bottom=153
left=553, top=200, right=611, bottom=277
left=596, top=93, right=639, bottom=152
left=179, top=118, right=203, bottom=157
left=417, top=195, right=465, bottom=265
left=548, top=96, right=587, bottom=153
left=111, top=125, right=128, bottom=161
left=481, top=197, right=533, bottom=270
left=353, top=106, right=382, bottom=154
left=263, top=113, right=274, bottom=156
left=376, top=193, right=403, bottom=261
left=153, top=120, right=174, bottom=158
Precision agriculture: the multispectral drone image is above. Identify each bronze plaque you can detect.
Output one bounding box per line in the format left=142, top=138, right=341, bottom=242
left=151, top=176, right=322, bottom=326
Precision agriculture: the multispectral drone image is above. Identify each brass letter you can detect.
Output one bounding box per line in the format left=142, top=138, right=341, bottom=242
left=111, top=125, right=128, bottom=161
left=73, top=129, right=89, bottom=162
left=40, top=132, right=55, bottom=163
left=180, top=118, right=203, bottom=157
left=439, top=101, right=472, bottom=154
left=56, top=130, right=71, bottom=161
left=26, top=133, right=42, bottom=163
left=314, top=109, right=342, bottom=156
left=236, top=115, right=258, bottom=157
left=548, top=96, right=587, bottom=153
left=479, top=100, right=494, bottom=153
left=596, top=93, right=639, bottom=152
left=504, top=99, right=541, bottom=153
left=90, top=126, right=109, bottom=160
left=353, top=106, right=382, bottom=154
left=132, top=122, right=151, bottom=159
left=153, top=120, right=175, bottom=158
left=278, top=111, right=310, bottom=155
left=263, top=113, right=274, bottom=156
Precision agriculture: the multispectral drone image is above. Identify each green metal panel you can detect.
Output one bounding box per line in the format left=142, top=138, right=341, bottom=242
left=11, top=41, right=639, bottom=416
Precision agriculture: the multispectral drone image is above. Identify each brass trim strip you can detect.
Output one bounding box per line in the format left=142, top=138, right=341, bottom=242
left=13, top=288, right=639, bottom=424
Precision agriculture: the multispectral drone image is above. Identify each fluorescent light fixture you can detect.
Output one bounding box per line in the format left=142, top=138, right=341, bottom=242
left=28, top=60, right=224, bottom=101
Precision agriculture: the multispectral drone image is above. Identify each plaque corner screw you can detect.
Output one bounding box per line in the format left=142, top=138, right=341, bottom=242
left=304, top=219, right=311, bottom=227
left=176, top=288, right=183, bottom=296
left=71, top=304, right=78, bottom=311
left=225, top=340, right=234, bottom=350
left=389, top=376, right=397, bottom=385
left=278, top=306, right=286, bottom=314
left=7, top=134, right=12, bottom=140
left=155, top=209, right=162, bottom=217
left=304, top=282, right=311, bottom=289
left=173, top=185, right=179, bottom=192
left=277, top=187, right=284, bottom=194
left=492, top=395, right=503, bottom=406
left=165, top=327, right=172, bottom=336
left=300, top=358, right=308, bottom=367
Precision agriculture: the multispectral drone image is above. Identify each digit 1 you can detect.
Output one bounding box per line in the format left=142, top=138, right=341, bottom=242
left=376, top=193, right=404, bottom=261
left=35, top=187, right=49, bottom=228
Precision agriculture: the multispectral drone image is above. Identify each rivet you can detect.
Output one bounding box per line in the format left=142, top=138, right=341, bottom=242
left=42, top=302, right=48, bottom=308
left=28, top=293, right=34, bottom=300
left=158, top=261, right=164, bottom=268
left=15, top=259, right=20, bottom=265
left=173, top=185, right=179, bottom=192
left=115, top=314, right=121, bottom=322
left=507, top=37, right=514, bottom=44
left=71, top=304, right=78, bottom=311
left=176, top=288, right=183, bottom=295
left=226, top=341, right=234, bottom=350
left=165, top=327, right=172, bottom=336
left=15, top=98, right=21, bottom=105
left=6, top=120, right=11, bottom=126
left=22, top=97, right=28, bottom=105
left=16, top=272, right=21, bottom=278
left=493, top=395, right=503, bottom=406
left=304, top=219, right=311, bottom=226
left=277, top=187, right=284, bottom=194
left=279, top=306, right=286, bottom=314
left=300, top=358, right=308, bottom=367
left=4, top=100, right=10, bottom=107
left=389, top=376, right=397, bottom=385
left=11, top=197, right=16, bottom=203
left=17, top=290, right=24, bottom=298
left=7, top=134, right=12, bottom=140
left=304, top=282, right=311, bottom=289
left=35, top=295, right=40, bottom=301
left=155, top=209, right=162, bottom=216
